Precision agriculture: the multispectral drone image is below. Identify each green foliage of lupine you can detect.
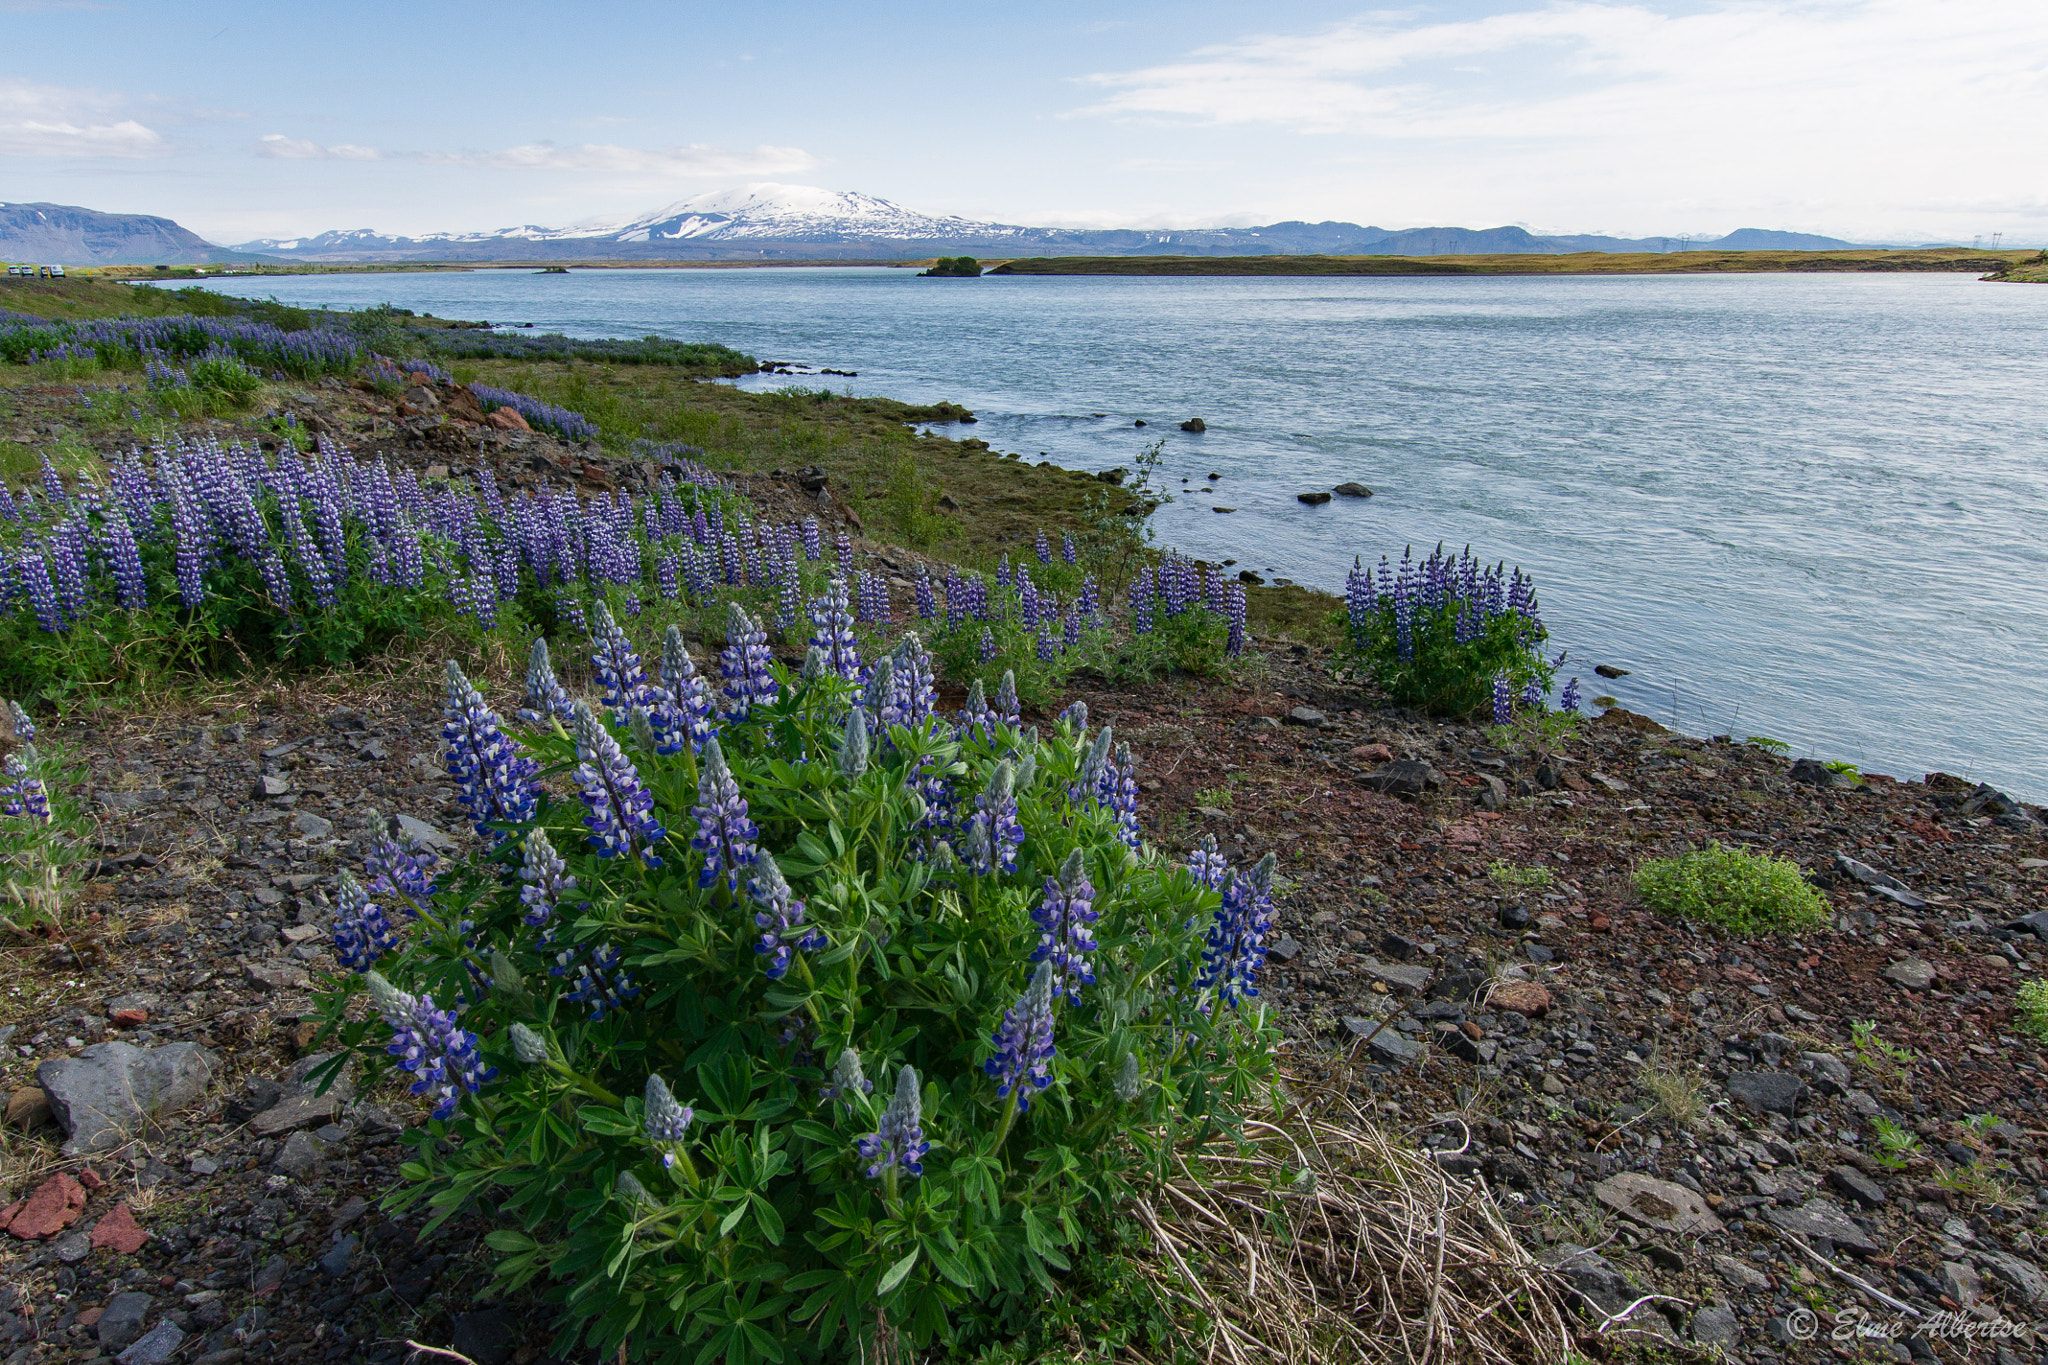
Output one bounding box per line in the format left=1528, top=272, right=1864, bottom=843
left=1336, top=548, right=1554, bottom=718
left=2017, top=980, right=2048, bottom=1044
left=1633, top=842, right=1830, bottom=935
left=316, top=674, right=1278, bottom=1364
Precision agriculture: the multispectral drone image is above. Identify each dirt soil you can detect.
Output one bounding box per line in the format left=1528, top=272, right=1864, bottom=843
left=2, top=465, right=2046, bottom=1365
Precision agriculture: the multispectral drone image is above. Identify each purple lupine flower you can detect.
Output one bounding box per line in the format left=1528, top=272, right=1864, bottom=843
left=1130, top=568, right=1155, bottom=635
left=588, top=601, right=661, bottom=724
left=366, top=972, right=496, bottom=1121
left=1194, top=854, right=1277, bottom=1008
left=985, top=961, right=1058, bottom=1113
left=6, top=701, right=36, bottom=744
left=553, top=940, right=639, bottom=1020
left=1102, top=742, right=1141, bottom=849
left=1062, top=533, right=1077, bottom=565
left=1, top=748, right=53, bottom=823
left=364, top=826, right=438, bottom=917
left=1062, top=607, right=1082, bottom=652
left=995, top=555, right=1012, bottom=589
left=890, top=633, right=938, bottom=726
left=47, top=517, right=89, bottom=623
left=332, top=869, right=400, bottom=972
left=655, top=624, right=717, bottom=754
left=751, top=852, right=822, bottom=980
left=776, top=565, right=800, bottom=636
left=1017, top=574, right=1040, bottom=632
left=801, top=517, right=821, bottom=560
left=98, top=506, right=148, bottom=611
left=1034, top=530, right=1051, bottom=564
left=442, top=661, right=541, bottom=844
left=1559, top=677, right=1582, bottom=713
left=1492, top=674, right=1512, bottom=726
left=1079, top=575, right=1099, bottom=621
left=858, top=1064, right=929, bottom=1181
left=690, top=737, right=758, bottom=892
left=1224, top=585, right=1247, bottom=657
left=1346, top=556, right=1374, bottom=630
left=518, top=826, right=576, bottom=928
left=807, top=578, right=861, bottom=681
left=1035, top=627, right=1055, bottom=662
left=913, top=569, right=936, bottom=620
left=958, top=679, right=998, bottom=745
left=518, top=637, right=575, bottom=725
left=1070, top=725, right=1113, bottom=809
left=15, top=549, right=65, bottom=633
left=1522, top=676, right=1544, bottom=711
left=570, top=700, right=667, bottom=865
left=718, top=603, right=778, bottom=721
left=964, top=759, right=1024, bottom=875
left=978, top=627, right=997, bottom=663
left=1187, top=833, right=1229, bottom=889
left=994, top=671, right=1021, bottom=728
left=835, top=532, right=853, bottom=575
left=1030, top=850, right=1099, bottom=1001
left=643, top=1074, right=695, bottom=1166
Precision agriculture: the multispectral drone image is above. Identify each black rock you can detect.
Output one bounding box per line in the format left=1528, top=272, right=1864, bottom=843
left=1380, top=932, right=1420, bottom=962
left=1525, top=943, right=1555, bottom=963
left=1828, top=1165, right=1887, bottom=1208
left=1942, top=1142, right=1978, bottom=1167
left=1789, top=757, right=1846, bottom=788
left=1267, top=936, right=1303, bottom=963
left=1594, top=664, right=1629, bottom=678
left=1179, top=418, right=1206, bottom=432
left=1498, top=903, right=1533, bottom=930
left=1284, top=706, right=1327, bottom=727
left=1727, top=1071, right=1807, bottom=1115
left=1297, top=491, right=1332, bottom=506
left=1430, top=969, right=1490, bottom=1003
left=1332, top=482, right=1373, bottom=498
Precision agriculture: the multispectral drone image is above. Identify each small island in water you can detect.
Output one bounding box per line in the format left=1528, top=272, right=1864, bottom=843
left=920, top=255, right=983, bottom=277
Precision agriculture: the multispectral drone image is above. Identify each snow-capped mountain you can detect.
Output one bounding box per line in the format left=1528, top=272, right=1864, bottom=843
left=234, top=184, right=1039, bottom=260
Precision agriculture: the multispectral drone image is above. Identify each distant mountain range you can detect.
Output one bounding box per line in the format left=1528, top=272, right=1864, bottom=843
left=228, top=186, right=1867, bottom=261
left=0, top=202, right=266, bottom=266
left=5, top=188, right=1902, bottom=266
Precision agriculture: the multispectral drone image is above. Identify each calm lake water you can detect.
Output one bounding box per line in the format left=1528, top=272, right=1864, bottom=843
left=180, top=267, right=2048, bottom=802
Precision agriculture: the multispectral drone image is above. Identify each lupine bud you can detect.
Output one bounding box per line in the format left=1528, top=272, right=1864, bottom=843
left=824, top=1047, right=872, bottom=1107
left=510, top=1023, right=549, bottom=1065
left=838, top=704, right=870, bottom=779
left=6, top=700, right=35, bottom=743
left=519, top=637, right=574, bottom=723
left=1115, top=1052, right=1144, bottom=1103
left=616, top=1171, right=653, bottom=1207
left=800, top=645, right=827, bottom=681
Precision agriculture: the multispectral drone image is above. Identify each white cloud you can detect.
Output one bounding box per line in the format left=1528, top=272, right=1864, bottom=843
left=416, top=140, right=818, bottom=177
left=1071, top=1, right=2048, bottom=238
left=254, top=133, right=384, bottom=161
left=0, top=78, right=169, bottom=158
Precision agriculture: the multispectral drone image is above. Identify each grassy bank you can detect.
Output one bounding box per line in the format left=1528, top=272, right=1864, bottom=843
left=990, top=246, right=2034, bottom=277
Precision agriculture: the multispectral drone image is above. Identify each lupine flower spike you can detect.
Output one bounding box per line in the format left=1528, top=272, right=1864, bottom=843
left=1030, top=849, right=1099, bottom=1001
left=690, top=738, right=758, bottom=892
left=823, top=1047, right=873, bottom=1108
left=750, top=852, right=822, bottom=979
left=570, top=699, right=667, bottom=865
left=518, top=637, right=574, bottom=724
left=643, top=1073, right=696, bottom=1167
left=987, top=960, right=1058, bottom=1115
left=518, top=826, right=576, bottom=928
left=858, top=1064, right=929, bottom=1184
left=442, top=661, right=540, bottom=845
left=365, top=971, right=496, bottom=1121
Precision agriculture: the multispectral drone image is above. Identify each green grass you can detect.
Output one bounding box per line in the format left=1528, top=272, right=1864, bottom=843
left=1487, top=860, right=1553, bottom=888
left=1633, top=842, right=1829, bottom=934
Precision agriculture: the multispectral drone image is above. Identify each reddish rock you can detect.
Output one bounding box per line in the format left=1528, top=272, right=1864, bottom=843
left=110, top=1008, right=149, bottom=1029
left=486, top=407, right=531, bottom=432
left=1489, top=982, right=1553, bottom=1017
left=3, top=1172, right=87, bottom=1239
left=90, top=1201, right=150, bottom=1254
left=78, top=1168, right=105, bottom=1191
left=1589, top=913, right=1613, bottom=932
left=1351, top=743, right=1395, bottom=763
left=77, top=1306, right=104, bottom=1328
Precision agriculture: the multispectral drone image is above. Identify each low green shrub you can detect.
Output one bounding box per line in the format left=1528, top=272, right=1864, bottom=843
left=0, top=700, right=85, bottom=928
left=2018, top=980, right=2048, bottom=1043
left=1633, top=842, right=1830, bottom=934
left=312, top=632, right=1280, bottom=1363
left=1339, top=544, right=1556, bottom=718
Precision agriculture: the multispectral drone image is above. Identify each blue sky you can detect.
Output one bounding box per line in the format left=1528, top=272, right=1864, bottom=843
left=3, top=0, right=2043, bottom=245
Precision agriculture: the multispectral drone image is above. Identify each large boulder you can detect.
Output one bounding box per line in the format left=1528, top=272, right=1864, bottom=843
left=36, top=1041, right=218, bottom=1155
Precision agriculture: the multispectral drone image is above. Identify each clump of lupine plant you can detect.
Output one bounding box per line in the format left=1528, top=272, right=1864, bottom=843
left=1340, top=542, right=1555, bottom=717
left=1, top=696, right=87, bottom=927
left=311, top=624, right=1279, bottom=1364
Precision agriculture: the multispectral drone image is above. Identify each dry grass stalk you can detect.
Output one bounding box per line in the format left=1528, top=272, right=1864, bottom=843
left=1128, top=1065, right=1574, bottom=1365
